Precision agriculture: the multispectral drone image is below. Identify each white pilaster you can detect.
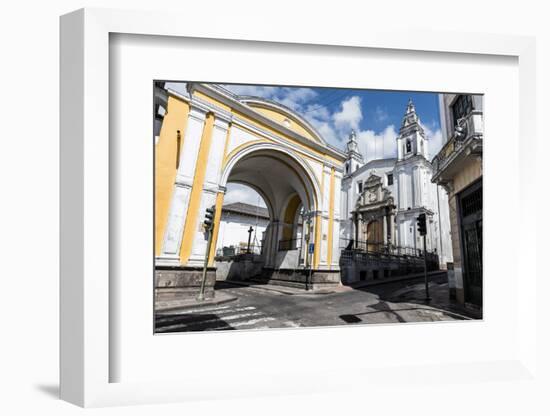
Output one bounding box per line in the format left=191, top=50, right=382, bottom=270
left=187, top=117, right=230, bottom=266
left=319, top=166, right=332, bottom=267
left=157, top=105, right=207, bottom=265
left=331, top=173, right=342, bottom=268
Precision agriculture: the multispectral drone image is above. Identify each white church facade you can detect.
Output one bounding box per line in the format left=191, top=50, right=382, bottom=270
left=340, top=100, right=453, bottom=270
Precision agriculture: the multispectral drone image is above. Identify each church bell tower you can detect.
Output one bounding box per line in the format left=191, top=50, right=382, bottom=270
left=396, top=99, right=428, bottom=161
left=344, top=130, right=364, bottom=177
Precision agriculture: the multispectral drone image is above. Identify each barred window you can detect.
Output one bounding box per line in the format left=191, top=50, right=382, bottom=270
left=452, top=95, right=473, bottom=126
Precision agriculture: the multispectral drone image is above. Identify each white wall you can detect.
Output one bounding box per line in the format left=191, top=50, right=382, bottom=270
left=216, top=212, right=269, bottom=253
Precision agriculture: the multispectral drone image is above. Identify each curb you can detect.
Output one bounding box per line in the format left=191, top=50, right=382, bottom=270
left=221, top=280, right=340, bottom=296
left=350, top=271, right=447, bottom=289
left=155, top=293, right=238, bottom=313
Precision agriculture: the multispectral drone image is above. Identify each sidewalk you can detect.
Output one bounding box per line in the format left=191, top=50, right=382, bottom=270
left=155, top=291, right=237, bottom=313
left=349, top=270, right=447, bottom=289
left=218, top=280, right=349, bottom=296
left=361, top=273, right=482, bottom=320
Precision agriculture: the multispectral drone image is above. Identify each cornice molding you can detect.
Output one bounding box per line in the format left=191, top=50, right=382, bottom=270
left=188, top=83, right=347, bottom=162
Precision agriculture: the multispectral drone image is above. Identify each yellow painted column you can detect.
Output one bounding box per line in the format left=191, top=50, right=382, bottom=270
left=154, top=97, right=190, bottom=256
left=179, top=113, right=215, bottom=264
left=313, top=214, right=322, bottom=268
left=313, top=164, right=325, bottom=268
left=327, top=167, right=335, bottom=267
left=208, top=191, right=225, bottom=266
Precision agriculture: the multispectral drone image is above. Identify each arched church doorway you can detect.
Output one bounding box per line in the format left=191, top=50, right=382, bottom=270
left=366, top=219, right=383, bottom=252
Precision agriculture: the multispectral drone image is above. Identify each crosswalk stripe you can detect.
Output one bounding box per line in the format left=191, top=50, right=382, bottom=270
left=156, top=306, right=257, bottom=324
left=156, top=305, right=231, bottom=316
left=157, top=311, right=266, bottom=332
left=230, top=317, right=276, bottom=328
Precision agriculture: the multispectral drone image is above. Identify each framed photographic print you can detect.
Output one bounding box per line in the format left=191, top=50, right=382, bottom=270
left=60, top=7, right=539, bottom=408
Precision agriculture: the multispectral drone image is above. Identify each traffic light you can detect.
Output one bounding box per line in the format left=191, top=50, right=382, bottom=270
left=417, top=213, right=427, bottom=236
left=204, top=206, right=215, bottom=231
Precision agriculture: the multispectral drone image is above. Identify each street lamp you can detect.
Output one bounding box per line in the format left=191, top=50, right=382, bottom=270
left=301, top=210, right=314, bottom=291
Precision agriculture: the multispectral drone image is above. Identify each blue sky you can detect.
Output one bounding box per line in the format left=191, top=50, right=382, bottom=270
left=220, top=84, right=444, bottom=163
left=164, top=82, right=443, bottom=207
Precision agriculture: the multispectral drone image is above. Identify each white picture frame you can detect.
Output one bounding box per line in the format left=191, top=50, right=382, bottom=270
left=60, top=7, right=539, bottom=408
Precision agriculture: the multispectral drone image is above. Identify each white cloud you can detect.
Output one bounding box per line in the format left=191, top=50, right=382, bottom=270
left=221, top=85, right=318, bottom=112
left=357, top=125, right=398, bottom=163
left=220, top=84, right=280, bottom=99
left=332, top=96, right=363, bottom=131
left=217, top=84, right=443, bottom=161
left=374, top=106, right=389, bottom=122
left=223, top=183, right=267, bottom=208
left=420, top=121, right=444, bottom=159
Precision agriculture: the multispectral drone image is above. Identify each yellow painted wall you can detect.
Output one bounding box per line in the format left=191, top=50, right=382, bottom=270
left=313, top=168, right=325, bottom=268
left=208, top=191, right=225, bottom=266
left=250, top=105, right=320, bottom=144
left=232, top=109, right=342, bottom=168
left=282, top=194, right=302, bottom=240
left=179, top=113, right=215, bottom=264
left=154, top=96, right=190, bottom=256
left=194, top=90, right=232, bottom=112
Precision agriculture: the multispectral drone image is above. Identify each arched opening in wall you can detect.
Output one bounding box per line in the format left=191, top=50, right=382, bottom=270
left=216, top=182, right=270, bottom=257
left=218, top=145, right=320, bottom=284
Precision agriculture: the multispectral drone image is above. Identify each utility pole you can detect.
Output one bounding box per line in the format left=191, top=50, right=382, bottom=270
left=417, top=213, right=430, bottom=302
left=197, top=206, right=216, bottom=302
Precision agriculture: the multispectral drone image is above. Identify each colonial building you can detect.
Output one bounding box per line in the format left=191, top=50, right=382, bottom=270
left=432, top=94, right=483, bottom=307
left=216, top=202, right=270, bottom=256
left=340, top=100, right=453, bottom=282
left=154, top=82, right=346, bottom=299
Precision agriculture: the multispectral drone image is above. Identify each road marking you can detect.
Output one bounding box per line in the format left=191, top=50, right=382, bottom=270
left=156, top=306, right=257, bottom=324
left=229, top=317, right=276, bottom=328
left=157, top=311, right=265, bottom=332
left=157, top=305, right=231, bottom=315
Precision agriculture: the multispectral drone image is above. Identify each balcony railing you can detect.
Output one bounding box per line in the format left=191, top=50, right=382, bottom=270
left=431, top=114, right=483, bottom=183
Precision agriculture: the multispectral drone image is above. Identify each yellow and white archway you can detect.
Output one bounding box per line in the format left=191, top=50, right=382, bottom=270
left=154, top=83, right=346, bottom=295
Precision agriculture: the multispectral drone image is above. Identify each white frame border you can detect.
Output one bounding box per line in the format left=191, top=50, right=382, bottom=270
left=60, top=8, right=537, bottom=407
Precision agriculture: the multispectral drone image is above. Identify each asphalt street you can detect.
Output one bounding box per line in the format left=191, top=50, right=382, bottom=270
left=155, top=274, right=477, bottom=333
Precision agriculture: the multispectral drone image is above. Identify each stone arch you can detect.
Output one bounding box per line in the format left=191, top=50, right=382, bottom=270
left=219, top=141, right=322, bottom=270
left=220, top=141, right=322, bottom=214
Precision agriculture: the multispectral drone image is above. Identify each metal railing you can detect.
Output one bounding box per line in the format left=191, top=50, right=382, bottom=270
left=340, top=238, right=439, bottom=261
left=216, top=244, right=263, bottom=257
left=432, top=114, right=482, bottom=179
left=340, top=239, right=426, bottom=256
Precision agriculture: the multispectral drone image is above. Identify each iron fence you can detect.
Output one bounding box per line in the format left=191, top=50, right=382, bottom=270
left=216, top=244, right=263, bottom=257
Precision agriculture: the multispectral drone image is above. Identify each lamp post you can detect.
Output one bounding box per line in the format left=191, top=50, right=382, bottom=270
left=301, top=210, right=314, bottom=291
